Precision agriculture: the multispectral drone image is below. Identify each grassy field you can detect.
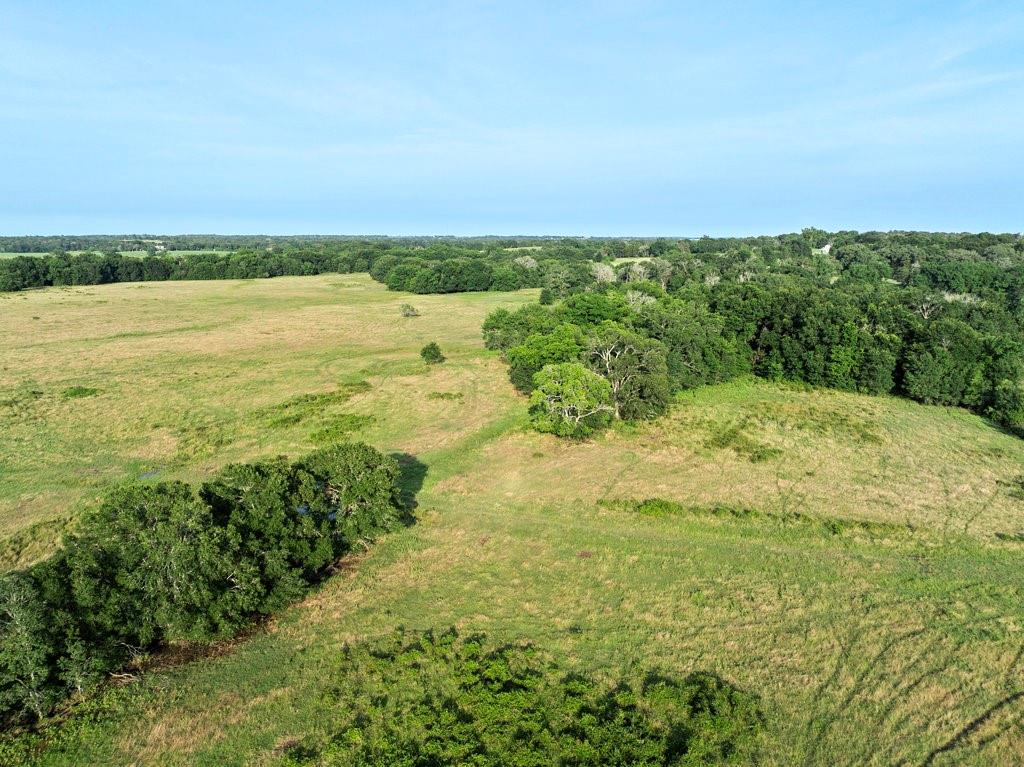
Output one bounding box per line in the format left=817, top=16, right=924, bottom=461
left=3, top=275, right=1024, bottom=765
left=0, top=274, right=534, bottom=567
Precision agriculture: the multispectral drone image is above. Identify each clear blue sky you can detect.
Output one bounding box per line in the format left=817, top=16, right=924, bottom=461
left=2, top=1, right=1022, bottom=235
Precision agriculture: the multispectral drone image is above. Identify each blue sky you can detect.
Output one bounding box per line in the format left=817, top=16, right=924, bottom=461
left=1, top=1, right=1022, bottom=235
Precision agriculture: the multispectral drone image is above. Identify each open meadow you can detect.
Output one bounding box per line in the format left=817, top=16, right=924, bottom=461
left=3, top=275, right=1024, bottom=765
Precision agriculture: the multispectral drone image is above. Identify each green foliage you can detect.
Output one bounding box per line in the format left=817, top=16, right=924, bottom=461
left=420, top=342, right=445, bottom=364
left=0, top=574, right=61, bottom=723
left=482, top=232, right=1023, bottom=437
left=0, top=443, right=404, bottom=728
left=66, top=482, right=231, bottom=645
left=280, top=628, right=764, bottom=767
left=399, top=303, right=420, bottom=318
left=633, top=299, right=750, bottom=390
left=259, top=382, right=372, bottom=428
left=482, top=303, right=557, bottom=351
left=309, top=414, right=374, bottom=444
left=295, top=442, right=403, bottom=546
left=557, top=291, right=630, bottom=326
left=991, top=379, right=1024, bottom=433
left=60, top=386, right=100, bottom=399
left=584, top=322, right=672, bottom=420
left=506, top=324, right=584, bottom=393
left=529, top=363, right=613, bottom=439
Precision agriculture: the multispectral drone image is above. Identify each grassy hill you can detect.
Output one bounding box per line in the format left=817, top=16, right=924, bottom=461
left=3, top=275, right=1024, bottom=765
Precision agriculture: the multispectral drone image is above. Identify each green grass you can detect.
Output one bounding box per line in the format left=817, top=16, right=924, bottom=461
left=3, top=275, right=1024, bottom=765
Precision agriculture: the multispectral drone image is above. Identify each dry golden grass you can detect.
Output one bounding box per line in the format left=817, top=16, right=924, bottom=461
left=444, top=380, right=1024, bottom=537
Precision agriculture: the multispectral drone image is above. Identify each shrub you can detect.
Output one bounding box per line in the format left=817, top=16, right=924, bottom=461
left=309, top=414, right=374, bottom=444
left=420, top=342, right=445, bottom=364
left=400, top=303, right=419, bottom=317
left=280, top=628, right=764, bottom=766
left=61, top=386, right=100, bottom=399
left=427, top=391, right=463, bottom=400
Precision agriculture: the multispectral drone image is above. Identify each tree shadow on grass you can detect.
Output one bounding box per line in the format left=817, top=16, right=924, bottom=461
left=391, top=452, right=427, bottom=525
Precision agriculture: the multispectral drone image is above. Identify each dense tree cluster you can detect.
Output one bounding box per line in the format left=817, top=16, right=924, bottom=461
left=0, top=238, right=613, bottom=294
left=0, top=443, right=403, bottom=727
left=0, top=248, right=370, bottom=292
left=483, top=230, right=1024, bottom=437
left=281, top=628, right=764, bottom=766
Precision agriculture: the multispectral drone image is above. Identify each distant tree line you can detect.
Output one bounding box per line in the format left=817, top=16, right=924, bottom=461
left=0, top=248, right=365, bottom=292
left=0, top=234, right=580, bottom=254
left=4, top=231, right=1021, bottom=300
left=0, top=443, right=404, bottom=728
left=482, top=230, right=1024, bottom=437
left=0, top=239, right=596, bottom=293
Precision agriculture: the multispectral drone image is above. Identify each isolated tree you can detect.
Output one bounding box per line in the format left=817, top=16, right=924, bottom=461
left=420, top=342, right=445, bottom=364
left=529, top=363, right=613, bottom=438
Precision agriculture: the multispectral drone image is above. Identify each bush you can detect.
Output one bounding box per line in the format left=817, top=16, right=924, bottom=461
left=400, top=303, right=419, bottom=317
left=420, top=342, right=445, bottom=364
left=280, top=628, right=765, bottom=766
